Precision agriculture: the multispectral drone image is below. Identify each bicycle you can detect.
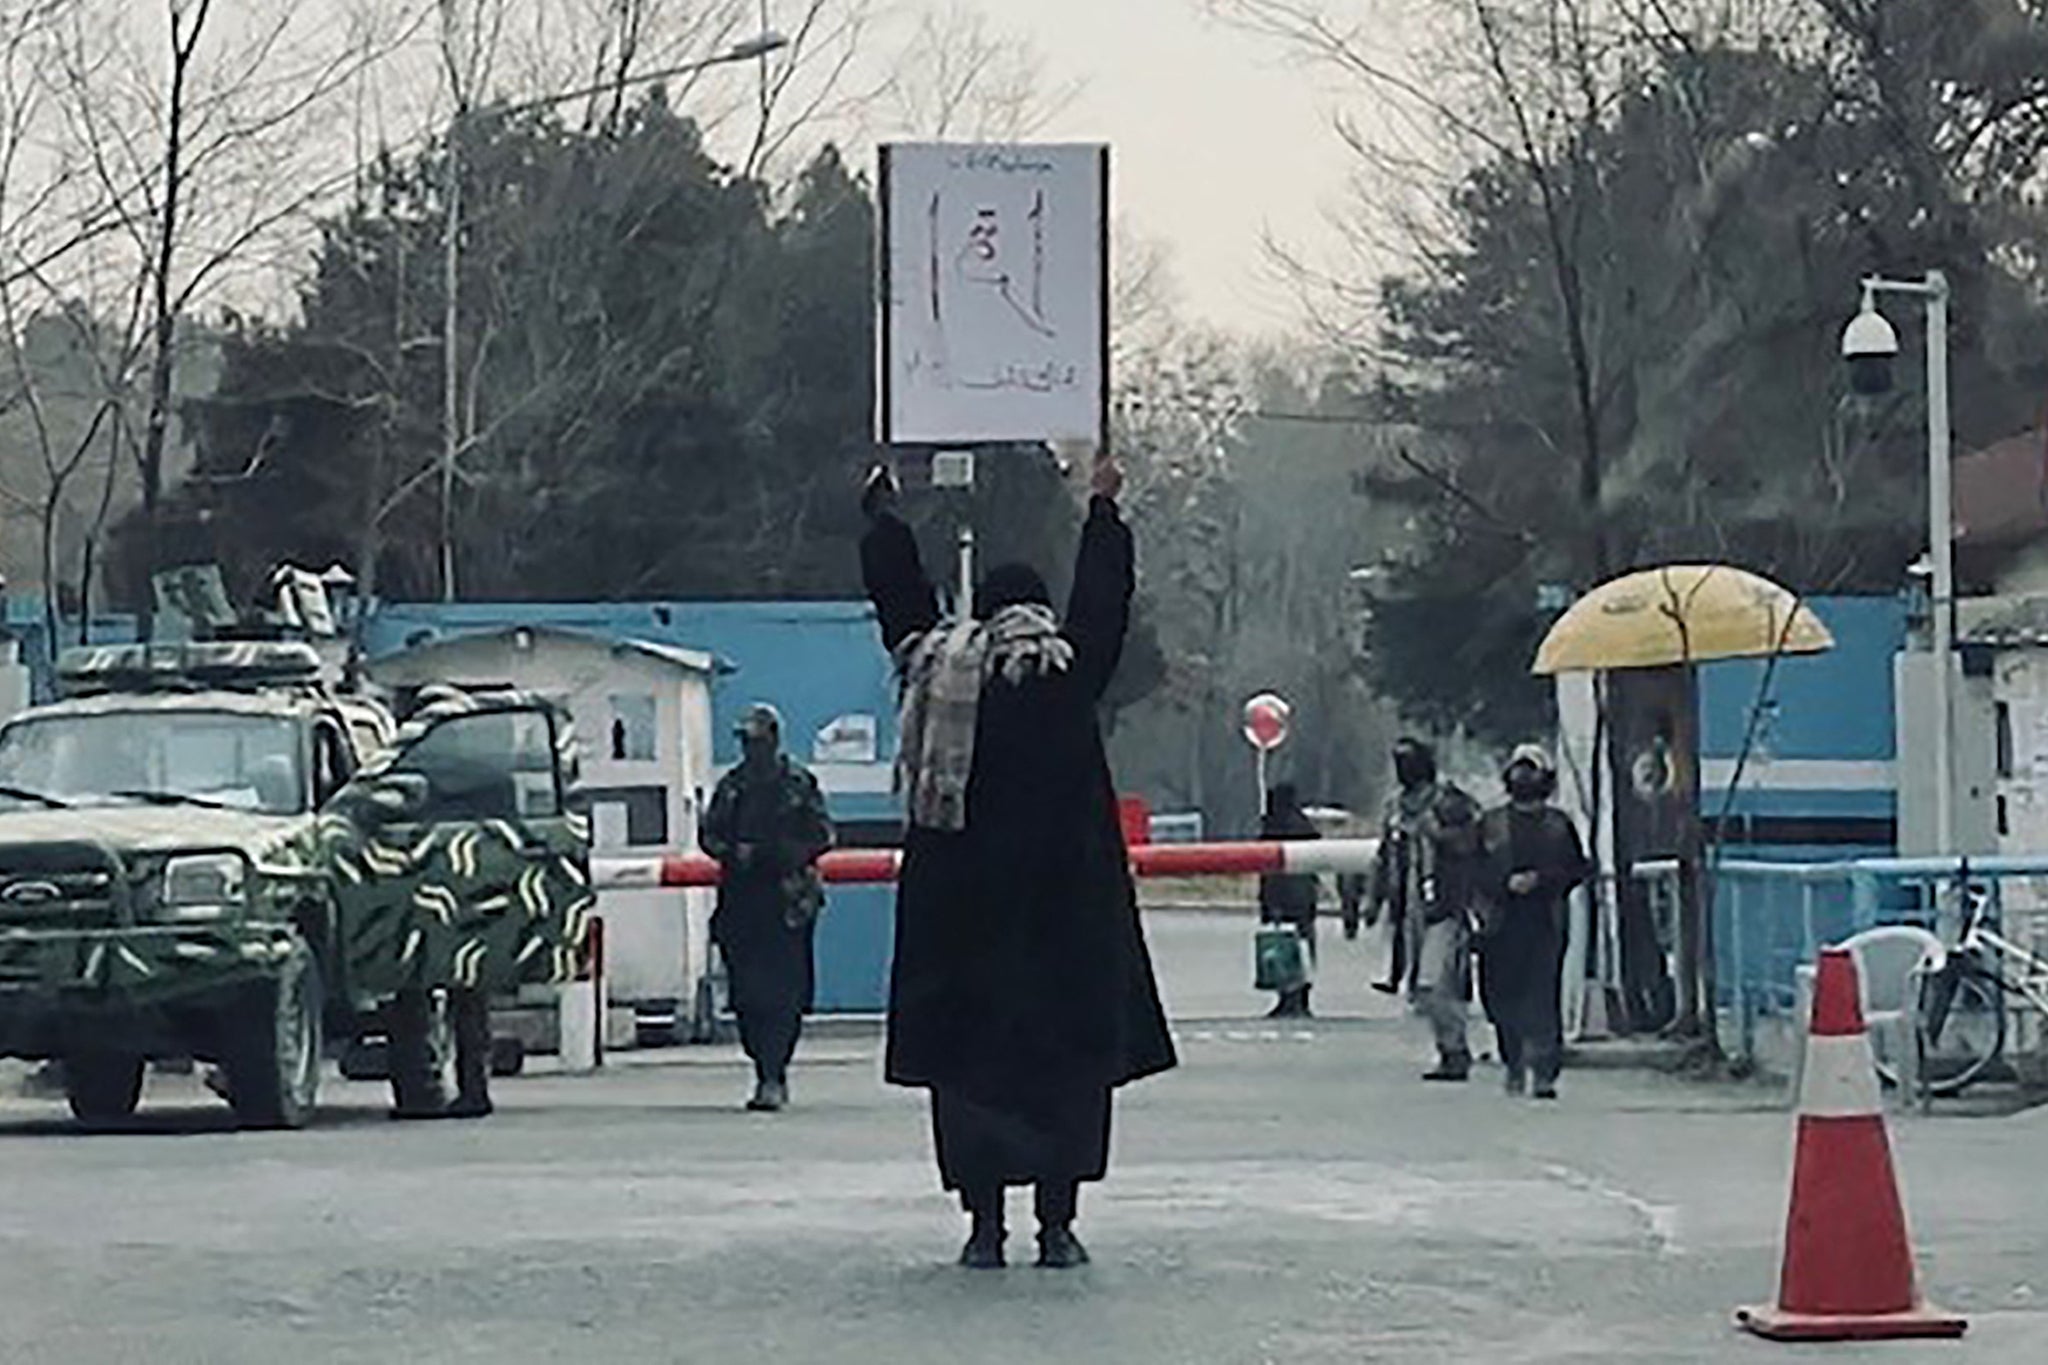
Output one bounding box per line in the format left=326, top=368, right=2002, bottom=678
left=1912, top=877, right=2048, bottom=1098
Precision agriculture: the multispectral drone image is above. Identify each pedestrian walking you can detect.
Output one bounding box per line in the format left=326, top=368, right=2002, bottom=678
left=1259, top=782, right=1320, bottom=1018
left=700, top=703, right=834, bottom=1114
left=860, top=455, right=1176, bottom=1271
left=1365, top=739, right=1434, bottom=993
left=386, top=684, right=498, bottom=1122
left=1371, top=738, right=1484, bottom=1080
left=1479, top=745, right=1590, bottom=1101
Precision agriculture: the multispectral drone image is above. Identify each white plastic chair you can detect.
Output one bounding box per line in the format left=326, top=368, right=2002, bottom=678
left=1790, top=924, right=1943, bottom=1104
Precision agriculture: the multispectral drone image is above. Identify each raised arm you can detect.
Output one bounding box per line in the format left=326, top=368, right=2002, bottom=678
left=859, top=466, right=940, bottom=656
left=1065, top=460, right=1134, bottom=700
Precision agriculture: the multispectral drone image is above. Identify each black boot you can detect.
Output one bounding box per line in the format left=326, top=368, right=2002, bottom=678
left=1422, top=1051, right=1471, bottom=1082
left=447, top=1089, right=494, bottom=1120
left=1036, top=1226, right=1090, bottom=1269
left=959, top=1188, right=1005, bottom=1269
left=448, top=988, right=493, bottom=1119
left=1267, top=987, right=1314, bottom=1018
left=1034, top=1181, right=1089, bottom=1268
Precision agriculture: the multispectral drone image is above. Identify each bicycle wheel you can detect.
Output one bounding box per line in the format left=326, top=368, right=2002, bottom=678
left=1913, top=963, right=2007, bottom=1098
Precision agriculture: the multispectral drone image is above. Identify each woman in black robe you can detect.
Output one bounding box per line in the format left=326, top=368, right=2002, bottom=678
left=860, top=455, right=1177, bottom=1271
left=1258, top=782, right=1321, bottom=1018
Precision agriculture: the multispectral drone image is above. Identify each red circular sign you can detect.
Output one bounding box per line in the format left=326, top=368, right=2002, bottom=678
left=1242, top=693, right=1291, bottom=752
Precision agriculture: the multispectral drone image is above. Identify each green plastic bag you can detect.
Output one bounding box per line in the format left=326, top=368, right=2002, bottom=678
left=1254, top=924, right=1312, bottom=992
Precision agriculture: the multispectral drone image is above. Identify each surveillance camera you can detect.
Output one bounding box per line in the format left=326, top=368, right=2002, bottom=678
left=1841, top=307, right=1900, bottom=397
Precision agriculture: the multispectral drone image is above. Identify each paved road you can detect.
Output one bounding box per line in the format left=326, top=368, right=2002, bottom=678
left=5, top=912, right=2048, bottom=1363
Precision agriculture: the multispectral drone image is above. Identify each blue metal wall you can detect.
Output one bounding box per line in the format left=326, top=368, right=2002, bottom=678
left=2, top=602, right=147, bottom=703
left=1697, top=596, right=1903, bottom=765
left=1695, top=595, right=1904, bottom=853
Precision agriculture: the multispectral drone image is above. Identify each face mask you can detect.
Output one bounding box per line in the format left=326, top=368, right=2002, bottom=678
left=1394, top=754, right=1433, bottom=789
left=1506, top=770, right=1551, bottom=803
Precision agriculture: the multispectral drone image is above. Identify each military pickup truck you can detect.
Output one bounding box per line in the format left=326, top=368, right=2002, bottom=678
left=0, top=641, right=592, bottom=1128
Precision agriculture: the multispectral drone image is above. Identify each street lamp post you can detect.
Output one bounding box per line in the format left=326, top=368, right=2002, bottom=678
left=1845, top=271, right=1953, bottom=853
left=437, top=31, right=789, bottom=602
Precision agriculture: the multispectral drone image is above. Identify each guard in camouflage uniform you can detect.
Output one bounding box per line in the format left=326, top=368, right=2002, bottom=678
left=389, top=684, right=498, bottom=1121
left=701, top=704, right=834, bottom=1112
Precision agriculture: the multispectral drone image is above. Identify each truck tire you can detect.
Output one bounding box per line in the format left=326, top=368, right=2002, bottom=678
left=490, top=1035, right=525, bottom=1077
left=65, top=1054, right=144, bottom=1125
left=222, top=947, right=322, bottom=1130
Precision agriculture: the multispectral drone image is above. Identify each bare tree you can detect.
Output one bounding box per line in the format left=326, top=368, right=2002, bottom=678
left=1210, top=0, right=1730, bottom=1051
left=877, top=1, right=1082, bottom=141
left=435, top=0, right=509, bottom=600
left=734, top=0, right=881, bottom=179
left=0, top=0, right=117, bottom=648
left=33, top=0, right=426, bottom=636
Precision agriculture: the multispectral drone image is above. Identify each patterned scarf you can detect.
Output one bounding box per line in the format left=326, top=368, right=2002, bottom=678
left=897, top=604, right=1075, bottom=831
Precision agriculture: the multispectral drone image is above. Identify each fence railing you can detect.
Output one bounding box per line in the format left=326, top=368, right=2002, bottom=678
left=1630, top=853, right=2048, bottom=1064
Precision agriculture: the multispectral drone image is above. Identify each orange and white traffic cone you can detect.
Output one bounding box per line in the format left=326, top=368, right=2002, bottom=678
left=1735, top=947, right=1967, bottom=1342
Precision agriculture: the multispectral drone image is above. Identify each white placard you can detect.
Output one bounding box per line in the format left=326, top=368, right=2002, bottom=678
left=878, top=142, right=1108, bottom=446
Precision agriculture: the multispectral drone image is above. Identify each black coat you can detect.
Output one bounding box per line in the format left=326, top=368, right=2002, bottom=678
left=862, top=497, right=1178, bottom=1097
left=1478, top=802, right=1591, bottom=989
left=1258, top=805, right=1321, bottom=927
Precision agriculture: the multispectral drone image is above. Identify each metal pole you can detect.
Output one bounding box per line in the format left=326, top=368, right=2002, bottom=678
left=431, top=39, right=783, bottom=606
left=1731, top=877, right=1751, bottom=1062
left=440, top=110, right=462, bottom=603
left=954, top=449, right=976, bottom=616
left=1927, top=270, right=1955, bottom=856
left=957, top=521, right=974, bottom=619
left=591, top=914, right=606, bottom=1069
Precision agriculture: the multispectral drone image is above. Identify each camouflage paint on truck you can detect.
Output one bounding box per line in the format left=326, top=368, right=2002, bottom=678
left=0, top=643, right=591, bottom=1128
left=0, top=691, right=336, bottom=1015
left=321, top=688, right=595, bottom=998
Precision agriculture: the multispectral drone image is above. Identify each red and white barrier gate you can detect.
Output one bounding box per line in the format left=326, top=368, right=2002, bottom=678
left=592, top=838, right=1382, bottom=891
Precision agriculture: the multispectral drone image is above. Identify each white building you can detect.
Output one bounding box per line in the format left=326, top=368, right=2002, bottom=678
left=369, top=625, right=722, bottom=1038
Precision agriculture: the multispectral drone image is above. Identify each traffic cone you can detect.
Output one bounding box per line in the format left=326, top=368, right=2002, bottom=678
left=1734, top=947, right=1967, bottom=1342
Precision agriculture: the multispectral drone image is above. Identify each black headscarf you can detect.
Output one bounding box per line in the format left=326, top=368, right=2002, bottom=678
left=974, top=562, right=1054, bottom=620
left=1393, top=737, right=1438, bottom=791
left=1262, top=782, right=1316, bottom=840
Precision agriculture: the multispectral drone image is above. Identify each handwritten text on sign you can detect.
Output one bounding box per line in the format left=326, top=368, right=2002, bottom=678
left=879, top=143, right=1107, bottom=446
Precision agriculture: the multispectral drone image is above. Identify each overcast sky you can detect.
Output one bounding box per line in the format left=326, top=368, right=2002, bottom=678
left=983, top=0, right=1353, bottom=332
left=292, top=0, right=1359, bottom=335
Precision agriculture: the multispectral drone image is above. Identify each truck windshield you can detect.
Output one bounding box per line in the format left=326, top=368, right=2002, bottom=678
left=0, top=711, right=305, bottom=815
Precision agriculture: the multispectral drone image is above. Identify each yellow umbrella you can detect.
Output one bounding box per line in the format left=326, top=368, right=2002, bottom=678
left=1533, top=564, right=1834, bottom=675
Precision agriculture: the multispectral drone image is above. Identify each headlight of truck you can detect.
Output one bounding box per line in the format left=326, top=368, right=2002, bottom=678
left=159, top=853, right=248, bottom=922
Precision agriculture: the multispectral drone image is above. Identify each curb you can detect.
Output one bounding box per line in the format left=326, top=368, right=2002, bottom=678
left=1562, top=1039, right=1692, bottom=1071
